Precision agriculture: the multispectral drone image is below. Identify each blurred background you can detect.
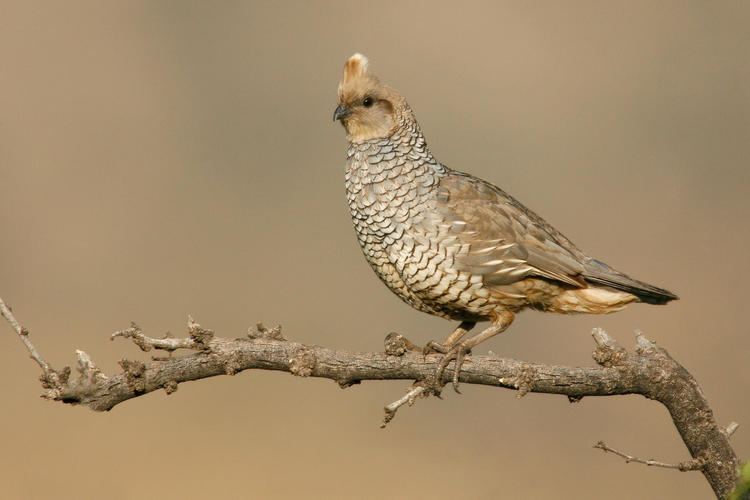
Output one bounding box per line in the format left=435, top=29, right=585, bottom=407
left=1, top=1, right=748, bottom=498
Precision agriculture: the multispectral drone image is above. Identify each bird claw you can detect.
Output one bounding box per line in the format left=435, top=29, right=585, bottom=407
left=422, top=340, right=449, bottom=355
left=431, top=342, right=472, bottom=393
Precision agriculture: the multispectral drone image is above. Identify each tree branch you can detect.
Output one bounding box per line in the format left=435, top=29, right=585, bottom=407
left=0, top=296, right=744, bottom=499
left=594, top=440, right=706, bottom=471
left=0, top=297, right=69, bottom=392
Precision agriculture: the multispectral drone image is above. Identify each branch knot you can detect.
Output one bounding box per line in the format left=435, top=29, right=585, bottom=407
left=163, top=380, right=178, bottom=395
left=188, top=316, right=214, bottom=348
left=119, top=359, right=147, bottom=393
left=591, top=328, right=628, bottom=367
left=384, top=332, right=420, bottom=356
left=289, top=348, right=316, bottom=377
left=514, top=363, right=537, bottom=398
left=247, top=322, right=285, bottom=341
left=224, top=351, right=243, bottom=376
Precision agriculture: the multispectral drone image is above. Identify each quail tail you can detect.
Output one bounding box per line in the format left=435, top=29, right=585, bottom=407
left=582, top=259, right=678, bottom=305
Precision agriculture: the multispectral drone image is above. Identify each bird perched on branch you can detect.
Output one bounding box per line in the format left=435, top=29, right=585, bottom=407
left=333, top=53, right=677, bottom=392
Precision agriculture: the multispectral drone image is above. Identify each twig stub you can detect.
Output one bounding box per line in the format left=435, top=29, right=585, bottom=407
left=382, top=385, right=428, bottom=428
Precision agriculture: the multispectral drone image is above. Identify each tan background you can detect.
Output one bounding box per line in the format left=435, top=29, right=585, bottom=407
left=1, top=1, right=748, bottom=499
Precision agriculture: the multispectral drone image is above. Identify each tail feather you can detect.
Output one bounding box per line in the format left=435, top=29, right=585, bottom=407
left=582, top=259, right=678, bottom=305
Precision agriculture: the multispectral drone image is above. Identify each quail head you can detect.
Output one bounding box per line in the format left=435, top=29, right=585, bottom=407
left=334, top=53, right=677, bottom=392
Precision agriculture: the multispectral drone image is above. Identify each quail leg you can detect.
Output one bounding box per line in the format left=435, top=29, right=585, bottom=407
left=423, top=321, right=475, bottom=355
left=433, top=312, right=515, bottom=392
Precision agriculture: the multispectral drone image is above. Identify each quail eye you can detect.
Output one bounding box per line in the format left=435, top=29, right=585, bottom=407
left=362, top=96, right=374, bottom=108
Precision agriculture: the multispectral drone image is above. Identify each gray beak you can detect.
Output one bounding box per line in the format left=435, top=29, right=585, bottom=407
left=333, top=104, right=351, bottom=122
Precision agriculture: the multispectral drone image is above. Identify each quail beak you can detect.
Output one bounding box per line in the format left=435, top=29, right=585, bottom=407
left=333, top=104, right=351, bottom=122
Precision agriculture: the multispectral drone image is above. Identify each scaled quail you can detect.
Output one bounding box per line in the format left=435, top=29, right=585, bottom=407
left=333, top=54, right=677, bottom=391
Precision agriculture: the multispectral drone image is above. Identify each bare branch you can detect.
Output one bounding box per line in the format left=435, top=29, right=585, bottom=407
left=0, top=295, right=743, bottom=499
left=0, top=298, right=51, bottom=375
left=0, top=298, right=66, bottom=395
left=594, top=441, right=705, bottom=471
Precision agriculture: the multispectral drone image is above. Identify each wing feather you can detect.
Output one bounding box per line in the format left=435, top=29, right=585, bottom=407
left=434, top=171, right=588, bottom=288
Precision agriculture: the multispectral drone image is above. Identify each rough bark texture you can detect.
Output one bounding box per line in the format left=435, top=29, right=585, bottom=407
left=0, top=298, right=744, bottom=499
